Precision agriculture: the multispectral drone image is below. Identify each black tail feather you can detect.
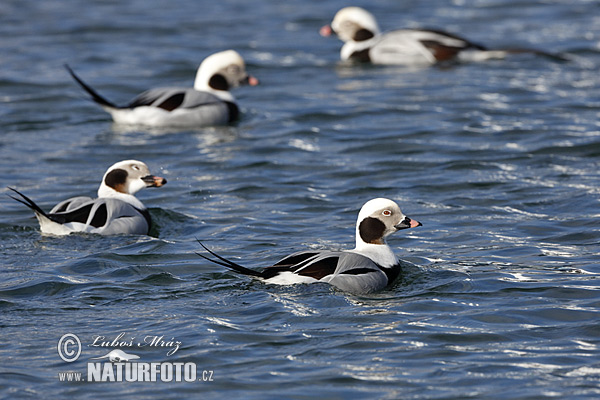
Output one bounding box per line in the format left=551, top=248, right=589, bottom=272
left=499, top=48, right=569, bottom=62
left=196, top=241, right=265, bottom=278
left=64, top=64, right=118, bottom=108
left=7, top=187, right=58, bottom=222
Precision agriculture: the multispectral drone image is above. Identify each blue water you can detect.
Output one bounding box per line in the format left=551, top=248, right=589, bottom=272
left=1, top=0, right=600, bottom=398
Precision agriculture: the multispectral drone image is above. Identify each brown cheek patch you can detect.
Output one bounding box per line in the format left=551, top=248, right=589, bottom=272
left=353, top=28, right=374, bottom=41
left=208, top=74, right=229, bottom=91
left=104, top=169, right=128, bottom=193
left=359, top=217, right=386, bottom=244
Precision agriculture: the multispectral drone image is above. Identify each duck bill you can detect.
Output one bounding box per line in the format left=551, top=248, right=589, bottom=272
left=320, top=24, right=333, bottom=37
left=142, top=175, right=167, bottom=188
left=242, top=75, right=259, bottom=86
left=395, top=217, right=422, bottom=230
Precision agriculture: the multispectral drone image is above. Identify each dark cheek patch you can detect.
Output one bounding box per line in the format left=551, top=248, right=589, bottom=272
left=104, top=168, right=128, bottom=193
left=359, top=217, right=386, bottom=244
left=354, top=28, right=374, bottom=41
left=208, top=74, right=229, bottom=91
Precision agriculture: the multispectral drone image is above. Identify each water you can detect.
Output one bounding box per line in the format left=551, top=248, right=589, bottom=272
left=1, top=0, right=599, bottom=398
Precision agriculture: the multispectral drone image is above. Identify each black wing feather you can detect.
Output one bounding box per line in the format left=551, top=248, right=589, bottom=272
left=416, top=28, right=487, bottom=50
left=48, top=203, right=91, bottom=225
left=46, top=202, right=107, bottom=227
left=196, top=243, right=342, bottom=281
left=295, top=256, right=339, bottom=280
left=127, top=90, right=222, bottom=111
left=127, top=90, right=164, bottom=108
left=87, top=203, right=108, bottom=228
left=156, top=93, right=185, bottom=111
left=340, top=267, right=378, bottom=276
left=272, top=252, right=320, bottom=268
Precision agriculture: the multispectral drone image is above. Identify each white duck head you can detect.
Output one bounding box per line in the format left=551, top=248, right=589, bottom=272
left=321, top=7, right=381, bottom=43
left=97, top=160, right=166, bottom=207
left=355, top=198, right=421, bottom=248
left=193, top=50, right=259, bottom=101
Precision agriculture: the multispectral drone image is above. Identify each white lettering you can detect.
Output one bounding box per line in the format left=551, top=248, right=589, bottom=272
left=88, top=362, right=102, bottom=382
left=90, top=333, right=134, bottom=348
left=150, top=362, right=160, bottom=382
left=141, top=335, right=181, bottom=356
left=84, top=362, right=207, bottom=383
left=173, top=362, right=184, bottom=381
left=185, top=362, right=196, bottom=382
left=139, top=362, right=150, bottom=381
left=202, top=370, right=214, bottom=382
left=101, top=363, right=115, bottom=382
left=125, top=362, right=137, bottom=382
left=161, top=362, right=173, bottom=382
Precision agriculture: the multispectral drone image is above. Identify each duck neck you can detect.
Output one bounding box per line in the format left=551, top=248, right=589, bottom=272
left=97, top=186, right=145, bottom=210
left=353, top=239, right=398, bottom=268
left=341, top=36, right=377, bottom=60
left=193, top=74, right=235, bottom=102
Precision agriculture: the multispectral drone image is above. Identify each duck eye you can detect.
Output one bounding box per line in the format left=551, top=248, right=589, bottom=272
left=382, top=210, right=392, bottom=217
left=228, top=65, right=241, bottom=74
left=132, top=164, right=140, bottom=171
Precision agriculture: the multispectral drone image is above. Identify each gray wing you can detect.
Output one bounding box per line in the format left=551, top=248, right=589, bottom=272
left=257, top=249, right=391, bottom=294
left=293, top=250, right=383, bottom=273
left=257, top=251, right=324, bottom=279
left=266, top=250, right=390, bottom=293
left=369, top=30, right=434, bottom=64
left=370, top=29, right=472, bottom=64
left=323, top=252, right=389, bottom=294
left=91, top=198, right=150, bottom=235
left=50, top=196, right=94, bottom=214
left=270, top=250, right=382, bottom=277
left=127, top=88, right=224, bottom=111
left=47, top=198, right=150, bottom=235
left=273, top=250, right=322, bottom=267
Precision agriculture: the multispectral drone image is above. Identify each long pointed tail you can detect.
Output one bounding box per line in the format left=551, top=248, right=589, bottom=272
left=196, top=241, right=266, bottom=278
left=499, top=48, right=569, bottom=62
left=64, top=64, right=118, bottom=108
left=7, top=187, right=59, bottom=223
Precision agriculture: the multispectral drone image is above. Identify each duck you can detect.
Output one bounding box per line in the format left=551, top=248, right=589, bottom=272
left=320, top=7, right=563, bottom=65
left=197, top=198, right=422, bottom=294
left=8, top=160, right=166, bottom=235
left=66, top=50, right=259, bottom=127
